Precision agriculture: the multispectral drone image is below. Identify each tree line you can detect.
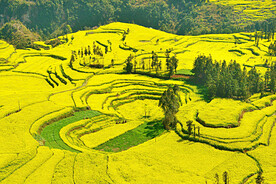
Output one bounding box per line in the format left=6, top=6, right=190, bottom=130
left=1, top=0, right=275, bottom=43
left=192, top=55, right=276, bottom=100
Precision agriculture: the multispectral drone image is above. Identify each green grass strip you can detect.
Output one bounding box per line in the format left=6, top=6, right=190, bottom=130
left=94, top=120, right=165, bottom=152
left=40, top=110, right=101, bottom=152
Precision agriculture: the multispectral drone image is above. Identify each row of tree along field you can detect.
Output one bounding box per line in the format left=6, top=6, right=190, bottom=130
left=124, top=49, right=179, bottom=78
left=192, top=55, right=276, bottom=100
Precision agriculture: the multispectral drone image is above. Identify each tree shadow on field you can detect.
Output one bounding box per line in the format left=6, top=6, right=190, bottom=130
left=143, top=120, right=165, bottom=138
left=184, top=79, right=210, bottom=102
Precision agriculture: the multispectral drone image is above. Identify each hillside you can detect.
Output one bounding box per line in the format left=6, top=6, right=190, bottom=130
left=0, top=20, right=41, bottom=49
left=0, top=22, right=275, bottom=183
left=34, top=22, right=275, bottom=76
left=0, top=0, right=275, bottom=45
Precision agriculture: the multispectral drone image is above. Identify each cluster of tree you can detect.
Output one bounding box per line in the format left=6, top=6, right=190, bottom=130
left=75, top=43, right=104, bottom=59
left=159, top=85, right=182, bottom=130
left=92, top=42, right=104, bottom=56
left=124, top=51, right=179, bottom=78
left=186, top=120, right=200, bottom=137
left=268, top=41, right=276, bottom=56
left=192, top=55, right=275, bottom=100
left=0, top=20, right=40, bottom=49
left=70, top=45, right=106, bottom=68
left=77, top=46, right=91, bottom=58
left=254, top=30, right=275, bottom=47
left=150, top=51, right=162, bottom=73
left=2, top=0, right=275, bottom=44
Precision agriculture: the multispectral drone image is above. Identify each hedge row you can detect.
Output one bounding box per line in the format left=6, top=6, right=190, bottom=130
left=228, top=49, right=246, bottom=55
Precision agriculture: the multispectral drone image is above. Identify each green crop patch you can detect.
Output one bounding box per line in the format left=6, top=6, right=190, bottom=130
left=94, top=120, right=165, bottom=152
left=40, top=110, right=101, bottom=152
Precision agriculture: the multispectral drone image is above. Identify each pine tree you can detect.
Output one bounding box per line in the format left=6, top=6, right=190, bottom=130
left=206, top=74, right=216, bottom=99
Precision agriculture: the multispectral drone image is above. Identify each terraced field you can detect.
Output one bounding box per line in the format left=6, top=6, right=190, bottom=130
left=211, top=0, right=276, bottom=24
left=0, top=22, right=275, bottom=183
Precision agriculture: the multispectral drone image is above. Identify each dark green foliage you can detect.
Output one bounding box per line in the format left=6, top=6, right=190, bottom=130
left=124, top=54, right=134, bottom=74
left=223, top=171, right=229, bottom=184
left=45, top=78, right=54, bottom=88
left=54, top=72, right=67, bottom=85
left=96, top=41, right=108, bottom=49
left=192, top=55, right=268, bottom=100
left=165, top=49, right=179, bottom=78
left=265, top=63, right=276, bottom=93
left=119, top=44, right=138, bottom=52
left=0, top=20, right=40, bottom=49
left=159, top=85, right=182, bottom=130
left=93, top=42, right=104, bottom=56
left=228, top=49, right=246, bottom=55
left=46, top=54, right=67, bottom=61
left=48, top=73, right=59, bottom=86
left=245, top=48, right=260, bottom=56
left=2, top=0, right=273, bottom=42
left=60, top=64, right=74, bottom=83
left=186, top=120, right=193, bottom=135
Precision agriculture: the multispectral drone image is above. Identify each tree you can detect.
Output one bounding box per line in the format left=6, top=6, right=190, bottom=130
left=165, top=52, right=179, bottom=78
left=214, top=173, right=219, bottom=184
left=171, top=55, right=179, bottom=73
left=186, top=120, right=193, bottom=135
left=88, top=45, right=91, bottom=55
left=159, top=85, right=182, bottom=130
left=124, top=54, right=134, bottom=74
left=223, top=171, right=229, bottom=184
left=151, top=51, right=158, bottom=69
left=206, top=74, right=217, bottom=99
left=265, top=69, right=270, bottom=89
left=84, top=47, right=88, bottom=56
left=255, top=31, right=260, bottom=47
left=81, top=48, right=83, bottom=58
left=69, top=54, right=75, bottom=68
left=248, top=67, right=261, bottom=94
left=165, top=49, right=171, bottom=71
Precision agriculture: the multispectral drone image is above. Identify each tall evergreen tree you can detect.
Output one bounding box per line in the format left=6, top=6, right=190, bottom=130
left=159, top=85, right=182, bottom=130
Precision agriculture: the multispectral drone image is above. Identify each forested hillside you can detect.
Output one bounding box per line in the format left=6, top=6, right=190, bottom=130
left=1, top=0, right=275, bottom=48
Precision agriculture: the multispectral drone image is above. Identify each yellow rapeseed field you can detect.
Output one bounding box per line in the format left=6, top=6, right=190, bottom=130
left=0, top=21, right=275, bottom=183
